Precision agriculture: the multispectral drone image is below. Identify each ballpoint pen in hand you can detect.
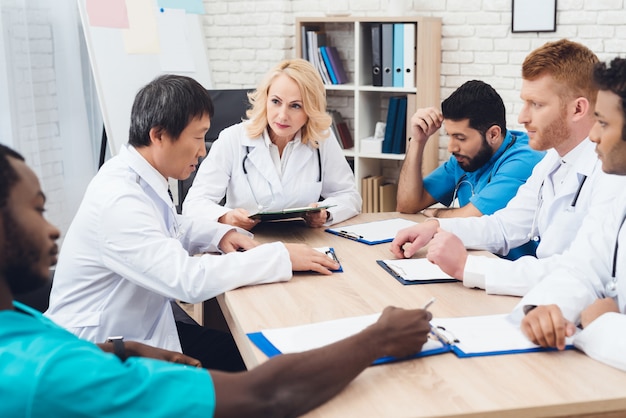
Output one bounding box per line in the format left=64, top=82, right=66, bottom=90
left=422, top=297, right=436, bottom=310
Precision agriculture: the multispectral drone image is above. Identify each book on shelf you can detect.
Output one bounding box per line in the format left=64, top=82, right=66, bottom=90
left=379, top=182, right=397, bottom=212
left=319, top=46, right=338, bottom=84
left=329, top=109, right=353, bottom=149
left=326, top=46, right=348, bottom=84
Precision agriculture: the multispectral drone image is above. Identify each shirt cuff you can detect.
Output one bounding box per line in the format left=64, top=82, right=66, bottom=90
left=462, top=255, right=487, bottom=289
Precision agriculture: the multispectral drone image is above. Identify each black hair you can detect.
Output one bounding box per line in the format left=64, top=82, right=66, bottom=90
left=442, top=80, right=507, bottom=137
left=593, top=57, right=626, bottom=142
left=128, top=74, right=215, bottom=147
left=0, top=144, right=25, bottom=210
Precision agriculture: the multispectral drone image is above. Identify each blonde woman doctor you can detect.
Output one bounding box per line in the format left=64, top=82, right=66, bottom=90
left=183, top=59, right=361, bottom=230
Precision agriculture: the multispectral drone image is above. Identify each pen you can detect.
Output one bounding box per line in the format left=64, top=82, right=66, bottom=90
left=422, top=297, right=436, bottom=310
left=337, top=230, right=363, bottom=240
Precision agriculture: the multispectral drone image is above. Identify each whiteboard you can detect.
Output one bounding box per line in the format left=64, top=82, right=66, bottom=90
left=77, top=0, right=213, bottom=155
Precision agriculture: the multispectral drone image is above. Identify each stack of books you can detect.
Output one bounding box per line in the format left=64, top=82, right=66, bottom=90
left=302, top=26, right=349, bottom=85
left=360, top=176, right=397, bottom=213
left=329, top=110, right=354, bottom=149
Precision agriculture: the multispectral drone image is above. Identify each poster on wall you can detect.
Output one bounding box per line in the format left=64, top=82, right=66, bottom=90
left=512, top=0, right=557, bottom=33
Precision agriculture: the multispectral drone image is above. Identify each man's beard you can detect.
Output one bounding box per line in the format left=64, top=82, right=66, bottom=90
left=2, top=211, right=48, bottom=294
left=457, top=136, right=494, bottom=172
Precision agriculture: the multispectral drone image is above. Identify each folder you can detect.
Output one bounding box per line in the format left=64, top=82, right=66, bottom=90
left=379, top=182, right=397, bottom=212
left=325, top=218, right=417, bottom=245
left=247, top=313, right=450, bottom=366
left=328, top=110, right=343, bottom=149
left=403, top=23, right=416, bottom=88
left=370, top=23, right=382, bottom=86
left=330, top=109, right=353, bottom=149
left=405, top=93, right=416, bottom=153
left=249, top=205, right=335, bottom=222
left=326, top=46, right=348, bottom=84
left=382, top=96, right=400, bottom=153
left=391, top=96, right=407, bottom=154
left=381, top=23, right=394, bottom=87
left=377, top=259, right=458, bottom=285
left=366, top=175, right=374, bottom=213
left=247, top=313, right=575, bottom=366
left=392, top=23, right=404, bottom=87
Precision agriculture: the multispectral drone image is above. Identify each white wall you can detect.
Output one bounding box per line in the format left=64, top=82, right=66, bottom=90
left=200, top=0, right=626, bottom=164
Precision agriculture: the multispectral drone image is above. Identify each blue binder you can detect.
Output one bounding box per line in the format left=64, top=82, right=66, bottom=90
left=391, top=96, right=407, bottom=154
left=392, top=23, right=404, bottom=87
left=382, top=96, right=399, bottom=153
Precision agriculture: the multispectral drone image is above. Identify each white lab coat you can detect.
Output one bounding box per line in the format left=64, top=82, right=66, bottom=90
left=45, top=145, right=292, bottom=352
left=439, top=139, right=626, bottom=296
left=183, top=122, right=361, bottom=225
left=513, top=193, right=626, bottom=372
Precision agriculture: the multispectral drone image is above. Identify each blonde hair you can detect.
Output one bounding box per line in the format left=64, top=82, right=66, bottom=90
left=522, top=39, right=599, bottom=108
left=245, top=58, right=332, bottom=146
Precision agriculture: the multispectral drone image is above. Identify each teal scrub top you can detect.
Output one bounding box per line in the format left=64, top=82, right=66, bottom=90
left=1, top=302, right=215, bottom=417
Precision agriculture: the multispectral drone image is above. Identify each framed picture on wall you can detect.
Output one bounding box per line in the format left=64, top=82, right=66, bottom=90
left=512, top=0, right=557, bottom=33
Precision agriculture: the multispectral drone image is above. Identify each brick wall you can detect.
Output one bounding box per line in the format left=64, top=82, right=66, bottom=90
left=201, top=0, right=626, bottom=165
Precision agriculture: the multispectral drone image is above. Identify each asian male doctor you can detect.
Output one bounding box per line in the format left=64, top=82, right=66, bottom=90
left=45, top=75, right=339, bottom=372
left=391, top=39, right=626, bottom=297
left=182, top=58, right=361, bottom=230
left=518, top=57, right=626, bottom=372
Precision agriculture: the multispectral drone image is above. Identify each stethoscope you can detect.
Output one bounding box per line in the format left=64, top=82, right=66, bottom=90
left=450, top=134, right=518, bottom=208
left=241, top=144, right=322, bottom=210
left=528, top=173, right=588, bottom=242
left=607, top=212, right=626, bottom=298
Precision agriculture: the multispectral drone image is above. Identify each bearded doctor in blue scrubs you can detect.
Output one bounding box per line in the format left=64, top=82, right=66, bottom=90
left=183, top=58, right=361, bottom=230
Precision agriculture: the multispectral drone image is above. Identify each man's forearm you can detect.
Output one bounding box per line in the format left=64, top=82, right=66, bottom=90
left=397, top=141, right=430, bottom=213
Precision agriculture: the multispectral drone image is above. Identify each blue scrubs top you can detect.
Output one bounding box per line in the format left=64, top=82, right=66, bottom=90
left=423, top=130, right=545, bottom=259
left=2, top=302, right=215, bottom=418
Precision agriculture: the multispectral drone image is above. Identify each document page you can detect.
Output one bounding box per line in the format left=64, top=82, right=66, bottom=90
left=327, top=218, right=417, bottom=244
left=260, top=313, right=445, bottom=354
left=430, top=314, right=576, bottom=355
left=380, top=258, right=455, bottom=281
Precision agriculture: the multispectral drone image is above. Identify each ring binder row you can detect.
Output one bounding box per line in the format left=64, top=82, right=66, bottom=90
left=370, top=22, right=416, bottom=88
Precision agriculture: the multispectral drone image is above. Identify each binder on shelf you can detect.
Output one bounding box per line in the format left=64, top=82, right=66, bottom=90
left=248, top=313, right=575, bottom=365
left=377, top=259, right=458, bottom=285
left=391, top=96, right=407, bottom=154
left=392, top=23, right=404, bottom=87
left=326, top=46, right=349, bottom=84
left=325, top=218, right=417, bottom=245
left=319, top=46, right=338, bottom=84
left=405, top=93, right=416, bottom=153
left=381, top=23, right=394, bottom=87
left=403, top=23, right=416, bottom=88
left=382, top=96, right=400, bottom=153
left=370, top=23, right=383, bottom=86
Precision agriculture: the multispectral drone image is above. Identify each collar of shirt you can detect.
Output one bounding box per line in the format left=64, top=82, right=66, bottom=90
left=559, top=137, right=597, bottom=178
left=120, top=144, right=173, bottom=210
left=262, top=129, right=303, bottom=177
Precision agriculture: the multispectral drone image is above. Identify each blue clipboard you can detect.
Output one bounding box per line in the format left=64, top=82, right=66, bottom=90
left=376, top=260, right=458, bottom=285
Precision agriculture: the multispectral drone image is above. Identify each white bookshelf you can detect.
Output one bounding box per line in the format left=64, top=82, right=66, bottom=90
left=296, top=16, right=441, bottom=193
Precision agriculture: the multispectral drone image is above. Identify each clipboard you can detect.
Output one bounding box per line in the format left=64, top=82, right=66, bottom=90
left=377, top=259, right=458, bottom=285
left=247, top=313, right=450, bottom=366
left=249, top=205, right=335, bottom=222
left=248, top=313, right=575, bottom=365
left=325, top=218, right=417, bottom=245
left=315, top=247, right=343, bottom=273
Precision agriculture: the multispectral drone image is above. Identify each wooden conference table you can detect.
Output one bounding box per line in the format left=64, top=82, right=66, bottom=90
left=214, top=212, right=626, bottom=418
